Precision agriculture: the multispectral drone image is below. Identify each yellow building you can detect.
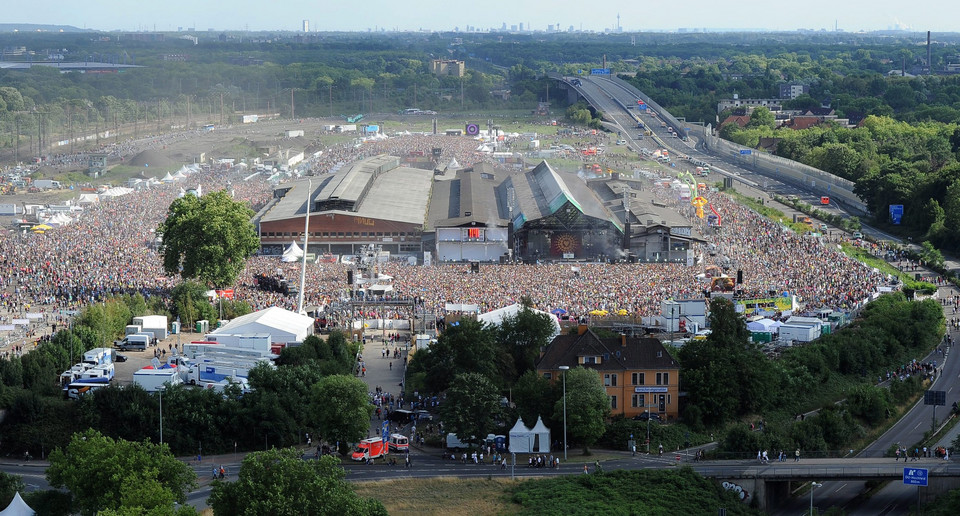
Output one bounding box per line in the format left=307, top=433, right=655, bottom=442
left=536, top=326, right=680, bottom=421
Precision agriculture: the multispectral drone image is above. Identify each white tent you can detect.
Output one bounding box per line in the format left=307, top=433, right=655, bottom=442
left=0, top=492, right=35, bottom=516
left=211, top=306, right=314, bottom=344
left=529, top=417, right=551, bottom=453
left=477, top=303, right=561, bottom=338
left=281, top=241, right=304, bottom=262
left=747, top=318, right=781, bottom=333
left=507, top=417, right=551, bottom=454
left=77, top=193, right=100, bottom=205
left=99, top=186, right=134, bottom=198
left=161, top=172, right=176, bottom=183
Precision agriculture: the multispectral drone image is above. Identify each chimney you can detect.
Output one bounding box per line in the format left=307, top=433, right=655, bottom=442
left=578, top=324, right=588, bottom=336
left=928, top=31, right=932, bottom=75
left=621, top=334, right=627, bottom=347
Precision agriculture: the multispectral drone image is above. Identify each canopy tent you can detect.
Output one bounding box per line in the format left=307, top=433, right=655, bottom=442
left=0, top=492, right=36, bottom=516
left=100, top=186, right=134, bottom=198
left=281, top=241, right=304, bottom=262
left=161, top=172, right=176, bottom=183
left=477, top=303, right=560, bottom=338
left=211, top=306, right=314, bottom=344
left=747, top=318, right=781, bottom=333
left=507, top=417, right=551, bottom=454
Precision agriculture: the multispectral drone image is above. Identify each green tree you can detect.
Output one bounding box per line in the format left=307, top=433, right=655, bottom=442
left=746, top=106, right=775, bottom=129
left=169, top=281, right=217, bottom=328
left=310, top=375, right=373, bottom=451
left=554, top=366, right=608, bottom=453
left=0, top=471, right=25, bottom=509
left=408, top=318, right=505, bottom=392
left=209, top=448, right=385, bottom=516
left=497, top=305, right=558, bottom=382
left=441, top=373, right=503, bottom=447
left=512, top=370, right=556, bottom=428
left=156, top=190, right=260, bottom=288
left=46, top=429, right=197, bottom=516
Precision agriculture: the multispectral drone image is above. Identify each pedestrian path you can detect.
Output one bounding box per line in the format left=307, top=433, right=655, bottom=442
left=355, top=331, right=410, bottom=439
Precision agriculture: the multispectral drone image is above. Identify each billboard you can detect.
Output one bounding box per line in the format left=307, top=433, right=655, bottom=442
left=735, top=296, right=796, bottom=315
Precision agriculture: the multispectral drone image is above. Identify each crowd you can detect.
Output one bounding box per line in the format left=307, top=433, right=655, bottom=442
left=0, top=127, right=896, bottom=351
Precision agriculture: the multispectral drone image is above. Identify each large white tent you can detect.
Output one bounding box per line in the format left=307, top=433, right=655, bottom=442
left=0, top=492, right=35, bottom=516
left=477, top=303, right=561, bottom=338
left=211, top=306, right=314, bottom=344
left=281, top=241, right=304, bottom=263
left=507, top=416, right=551, bottom=454
left=747, top=318, right=781, bottom=333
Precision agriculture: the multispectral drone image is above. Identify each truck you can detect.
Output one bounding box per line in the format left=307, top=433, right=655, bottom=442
left=64, top=381, right=108, bottom=400
left=33, top=179, right=62, bottom=189
left=114, top=333, right=151, bottom=351
left=351, top=437, right=388, bottom=461
left=132, top=366, right=183, bottom=392
left=83, top=347, right=115, bottom=366
left=79, top=363, right=115, bottom=382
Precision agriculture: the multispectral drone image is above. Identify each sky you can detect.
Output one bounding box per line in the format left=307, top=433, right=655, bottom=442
left=5, top=0, right=959, bottom=34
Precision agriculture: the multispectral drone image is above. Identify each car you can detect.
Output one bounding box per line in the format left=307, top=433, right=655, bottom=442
left=114, top=354, right=128, bottom=362
left=632, top=412, right=662, bottom=422
left=616, top=139, right=627, bottom=145
left=414, top=410, right=433, bottom=421
left=817, top=223, right=828, bottom=231
left=852, top=231, right=863, bottom=240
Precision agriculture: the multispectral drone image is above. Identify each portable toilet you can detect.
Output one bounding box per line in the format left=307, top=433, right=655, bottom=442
left=171, top=321, right=180, bottom=335
left=196, top=320, right=209, bottom=333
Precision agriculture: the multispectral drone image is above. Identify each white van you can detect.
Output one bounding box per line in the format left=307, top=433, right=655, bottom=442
left=388, top=433, right=409, bottom=452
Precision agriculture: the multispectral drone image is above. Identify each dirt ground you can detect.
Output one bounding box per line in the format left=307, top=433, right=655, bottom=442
left=111, top=331, right=207, bottom=386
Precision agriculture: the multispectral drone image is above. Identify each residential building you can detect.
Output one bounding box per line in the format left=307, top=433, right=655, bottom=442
left=430, top=59, right=465, bottom=77
left=536, top=326, right=680, bottom=420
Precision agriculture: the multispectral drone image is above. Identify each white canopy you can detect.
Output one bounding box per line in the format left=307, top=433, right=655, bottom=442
left=100, top=186, right=134, bottom=198
left=0, top=492, right=35, bottom=516
left=281, top=241, right=304, bottom=262
left=747, top=318, right=781, bottom=333
left=161, top=172, right=176, bottom=182
left=507, top=416, right=551, bottom=454
left=212, top=306, right=314, bottom=344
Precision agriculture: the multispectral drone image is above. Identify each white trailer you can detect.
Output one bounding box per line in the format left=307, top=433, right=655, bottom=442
left=778, top=324, right=820, bottom=344
left=134, top=315, right=168, bottom=340
left=133, top=367, right=183, bottom=392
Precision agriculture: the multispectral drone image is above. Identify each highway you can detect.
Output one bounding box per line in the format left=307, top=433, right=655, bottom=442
left=566, top=74, right=960, bottom=513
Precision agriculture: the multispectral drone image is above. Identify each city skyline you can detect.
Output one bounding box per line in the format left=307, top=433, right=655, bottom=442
left=3, top=0, right=958, bottom=34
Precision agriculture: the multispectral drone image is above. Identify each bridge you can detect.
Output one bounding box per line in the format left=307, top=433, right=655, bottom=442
left=688, top=458, right=960, bottom=511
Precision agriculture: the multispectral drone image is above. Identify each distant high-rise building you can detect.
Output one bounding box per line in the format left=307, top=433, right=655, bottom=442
left=302, top=19, right=309, bottom=32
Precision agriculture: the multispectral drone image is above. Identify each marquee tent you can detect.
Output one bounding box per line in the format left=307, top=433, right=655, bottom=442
left=0, top=492, right=35, bottom=516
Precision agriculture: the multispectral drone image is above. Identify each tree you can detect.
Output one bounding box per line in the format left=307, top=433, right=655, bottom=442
left=46, top=429, right=197, bottom=516
left=441, top=373, right=503, bottom=447
left=496, top=305, right=558, bottom=382
left=408, top=318, right=505, bottom=392
left=209, top=448, right=385, bottom=516
left=310, top=375, right=373, bottom=452
left=0, top=471, right=25, bottom=509
left=156, top=190, right=260, bottom=287
left=553, top=367, right=608, bottom=453
left=746, top=107, right=775, bottom=129
left=512, top=370, right=557, bottom=428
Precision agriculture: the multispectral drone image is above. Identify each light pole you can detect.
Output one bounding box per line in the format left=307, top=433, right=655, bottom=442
left=158, top=385, right=165, bottom=446
left=559, top=365, right=569, bottom=460
left=809, top=482, right=822, bottom=515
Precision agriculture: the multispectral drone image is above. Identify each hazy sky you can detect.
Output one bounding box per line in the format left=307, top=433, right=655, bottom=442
left=6, top=0, right=957, bottom=33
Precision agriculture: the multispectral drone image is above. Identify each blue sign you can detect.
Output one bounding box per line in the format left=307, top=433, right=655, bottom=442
left=590, top=68, right=611, bottom=75
left=903, top=468, right=928, bottom=486
left=740, top=149, right=752, bottom=155
left=890, top=204, right=904, bottom=225
left=637, top=103, right=647, bottom=110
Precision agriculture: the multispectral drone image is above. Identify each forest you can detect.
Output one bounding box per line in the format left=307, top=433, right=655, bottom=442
left=3, top=29, right=960, bottom=246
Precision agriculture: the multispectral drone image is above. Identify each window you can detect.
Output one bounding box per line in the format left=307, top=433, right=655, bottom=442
left=610, top=396, right=617, bottom=409
left=582, top=356, right=597, bottom=365
left=604, top=374, right=611, bottom=386
left=656, top=372, right=669, bottom=386
left=610, top=374, right=617, bottom=386
left=632, top=372, right=645, bottom=385
left=632, top=394, right=645, bottom=408
left=542, top=372, right=552, bottom=380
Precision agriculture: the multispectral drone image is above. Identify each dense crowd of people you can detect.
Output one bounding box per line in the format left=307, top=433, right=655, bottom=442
left=0, top=125, right=897, bottom=352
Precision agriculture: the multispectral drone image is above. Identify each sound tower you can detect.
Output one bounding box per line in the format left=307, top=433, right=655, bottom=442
left=470, top=261, right=480, bottom=273
left=347, top=270, right=354, bottom=284
left=737, top=269, right=743, bottom=284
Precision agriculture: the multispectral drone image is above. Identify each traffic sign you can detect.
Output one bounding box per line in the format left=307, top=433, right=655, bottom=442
left=739, top=149, right=752, bottom=155
left=924, top=390, right=946, bottom=406
left=590, top=68, right=611, bottom=75
left=903, top=467, right=928, bottom=486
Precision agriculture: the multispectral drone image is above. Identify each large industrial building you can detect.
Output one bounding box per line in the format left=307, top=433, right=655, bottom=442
left=255, top=154, right=703, bottom=263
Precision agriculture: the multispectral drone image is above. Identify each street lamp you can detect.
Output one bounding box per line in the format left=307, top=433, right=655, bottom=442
left=809, top=482, right=822, bottom=515
left=158, top=385, right=165, bottom=446
left=559, top=366, right=569, bottom=460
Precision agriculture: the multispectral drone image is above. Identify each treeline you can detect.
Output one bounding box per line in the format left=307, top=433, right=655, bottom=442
left=721, top=111, right=960, bottom=251
left=0, top=290, right=358, bottom=457
left=681, top=295, right=943, bottom=457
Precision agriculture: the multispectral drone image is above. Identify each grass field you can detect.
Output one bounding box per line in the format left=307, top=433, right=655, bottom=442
left=353, top=477, right=523, bottom=515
